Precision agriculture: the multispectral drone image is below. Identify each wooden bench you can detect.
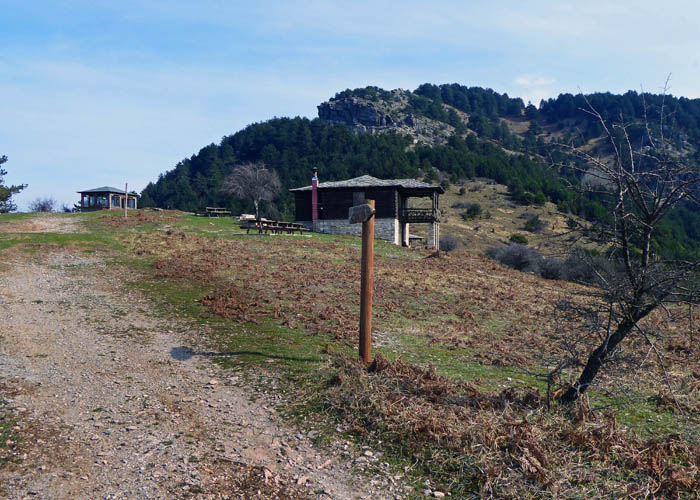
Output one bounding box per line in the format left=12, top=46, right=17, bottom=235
left=204, top=207, right=232, bottom=217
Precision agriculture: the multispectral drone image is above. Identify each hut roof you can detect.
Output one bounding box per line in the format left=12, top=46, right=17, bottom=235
left=289, top=175, right=444, bottom=193
left=77, top=186, right=139, bottom=196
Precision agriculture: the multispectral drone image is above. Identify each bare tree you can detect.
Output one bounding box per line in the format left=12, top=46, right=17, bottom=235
left=29, top=196, right=57, bottom=212
left=553, top=83, right=700, bottom=404
left=220, top=162, right=281, bottom=221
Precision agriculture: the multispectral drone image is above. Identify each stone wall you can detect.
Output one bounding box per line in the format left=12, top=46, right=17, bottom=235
left=427, top=222, right=440, bottom=250
left=298, top=218, right=399, bottom=245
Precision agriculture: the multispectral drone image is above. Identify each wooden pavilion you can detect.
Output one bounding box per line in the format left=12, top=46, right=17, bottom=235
left=290, top=174, right=443, bottom=249
left=77, top=187, right=139, bottom=211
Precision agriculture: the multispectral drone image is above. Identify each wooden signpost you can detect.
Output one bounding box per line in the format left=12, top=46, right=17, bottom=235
left=349, top=200, right=375, bottom=364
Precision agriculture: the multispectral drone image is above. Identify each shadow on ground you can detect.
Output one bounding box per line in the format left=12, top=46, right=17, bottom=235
left=170, top=346, right=319, bottom=363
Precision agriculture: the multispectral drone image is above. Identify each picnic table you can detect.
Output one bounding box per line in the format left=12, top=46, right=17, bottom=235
left=238, top=218, right=309, bottom=235
left=204, top=207, right=232, bottom=217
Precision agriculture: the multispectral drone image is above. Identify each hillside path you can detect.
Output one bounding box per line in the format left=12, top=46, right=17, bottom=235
left=0, top=215, right=402, bottom=500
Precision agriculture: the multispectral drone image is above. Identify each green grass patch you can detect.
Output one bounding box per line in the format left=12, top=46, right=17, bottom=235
left=0, top=240, right=16, bottom=251
left=376, top=332, right=533, bottom=389
left=0, top=409, right=20, bottom=467
left=0, top=212, right=35, bottom=223
left=0, top=232, right=113, bottom=251
left=131, top=275, right=338, bottom=376
left=599, top=394, right=687, bottom=438
left=209, top=319, right=330, bottom=372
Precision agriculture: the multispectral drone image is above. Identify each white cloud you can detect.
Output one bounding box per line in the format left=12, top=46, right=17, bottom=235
left=514, top=76, right=555, bottom=88
left=512, top=74, right=558, bottom=106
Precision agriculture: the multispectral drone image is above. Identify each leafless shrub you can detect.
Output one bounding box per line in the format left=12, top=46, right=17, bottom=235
left=560, top=249, right=608, bottom=285
left=439, top=233, right=460, bottom=252
left=539, top=256, right=566, bottom=280
left=28, top=197, right=56, bottom=212
left=486, top=243, right=541, bottom=273
left=451, top=201, right=471, bottom=209
left=220, top=161, right=281, bottom=221
left=523, top=214, right=547, bottom=233
left=488, top=244, right=608, bottom=285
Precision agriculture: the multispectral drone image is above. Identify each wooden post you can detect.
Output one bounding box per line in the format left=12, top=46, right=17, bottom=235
left=124, top=183, right=128, bottom=218
left=359, top=200, right=375, bottom=363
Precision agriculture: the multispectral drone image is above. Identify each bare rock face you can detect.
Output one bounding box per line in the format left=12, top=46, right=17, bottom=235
left=317, top=89, right=463, bottom=146
left=318, top=98, right=394, bottom=127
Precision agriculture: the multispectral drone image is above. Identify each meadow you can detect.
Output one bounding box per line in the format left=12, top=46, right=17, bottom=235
left=1, top=209, right=698, bottom=498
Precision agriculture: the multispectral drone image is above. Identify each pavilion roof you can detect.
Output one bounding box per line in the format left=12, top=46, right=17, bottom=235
left=289, top=175, right=443, bottom=193
left=77, top=186, right=139, bottom=196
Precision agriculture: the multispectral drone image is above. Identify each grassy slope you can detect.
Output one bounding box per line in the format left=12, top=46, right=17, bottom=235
left=426, top=180, right=587, bottom=256
left=1, top=211, right=698, bottom=498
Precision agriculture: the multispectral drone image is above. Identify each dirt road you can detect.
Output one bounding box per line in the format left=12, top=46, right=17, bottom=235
left=0, top=215, right=402, bottom=499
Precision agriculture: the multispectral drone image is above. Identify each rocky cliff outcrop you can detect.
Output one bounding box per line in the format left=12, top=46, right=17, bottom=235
left=318, top=98, right=397, bottom=127
left=317, top=89, right=464, bottom=146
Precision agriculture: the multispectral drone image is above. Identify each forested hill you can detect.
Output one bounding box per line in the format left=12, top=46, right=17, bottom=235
left=139, top=115, right=575, bottom=218
left=140, top=83, right=700, bottom=254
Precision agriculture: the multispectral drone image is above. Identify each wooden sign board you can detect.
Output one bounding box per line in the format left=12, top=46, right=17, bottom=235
left=348, top=203, right=375, bottom=224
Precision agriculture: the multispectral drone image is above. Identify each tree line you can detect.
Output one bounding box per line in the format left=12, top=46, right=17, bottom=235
left=139, top=116, right=580, bottom=220
left=141, top=85, right=700, bottom=258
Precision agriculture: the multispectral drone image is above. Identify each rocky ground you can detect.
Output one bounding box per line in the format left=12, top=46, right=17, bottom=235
left=0, top=215, right=407, bottom=499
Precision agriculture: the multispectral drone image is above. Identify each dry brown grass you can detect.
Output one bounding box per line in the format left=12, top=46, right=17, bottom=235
left=120, top=225, right=700, bottom=498
left=128, top=230, right=570, bottom=361
left=327, top=353, right=700, bottom=499
left=126, top=230, right=700, bottom=385
left=100, top=210, right=180, bottom=228
left=193, top=459, right=311, bottom=499
left=414, top=180, right=591, bottom=256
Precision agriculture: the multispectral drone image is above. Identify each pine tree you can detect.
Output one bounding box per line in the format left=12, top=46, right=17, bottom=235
left=0, top=156, right=27, bottom=213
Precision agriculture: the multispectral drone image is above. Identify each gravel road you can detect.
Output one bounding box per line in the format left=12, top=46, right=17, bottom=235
left=0, top=216, right=404, bottom=499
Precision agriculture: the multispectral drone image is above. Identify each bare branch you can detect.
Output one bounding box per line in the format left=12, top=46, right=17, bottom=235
left=220, top=161, right=281, bottom=220
left=554, top=81, right=700, bottom=404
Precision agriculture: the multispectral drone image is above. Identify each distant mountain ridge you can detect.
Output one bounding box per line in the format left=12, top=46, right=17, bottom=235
left=140, top=83, right=700, bottom=256
left=318, top=84, right=700, bottom=158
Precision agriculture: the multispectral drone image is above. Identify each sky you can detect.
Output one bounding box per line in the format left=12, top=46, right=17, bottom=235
left=3, top=1, right=700, bottom=210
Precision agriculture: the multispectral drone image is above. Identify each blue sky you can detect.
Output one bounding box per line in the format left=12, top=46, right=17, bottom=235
left=3, top=1, right=700, bottom=210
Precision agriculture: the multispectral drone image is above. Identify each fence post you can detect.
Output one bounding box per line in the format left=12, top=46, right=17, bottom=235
left=359, top=200, right=375, bottom=363
left=349, top=200, right=376, bottom=363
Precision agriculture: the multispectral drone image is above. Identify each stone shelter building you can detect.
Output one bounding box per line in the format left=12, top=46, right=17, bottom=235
left=77, top=187, right=139, bottom=211
left=290, top=174, right=443, bottom=249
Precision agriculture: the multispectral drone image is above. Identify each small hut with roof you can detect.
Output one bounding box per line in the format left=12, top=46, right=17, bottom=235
left=77, top=186, right=139, bottom=211
left=290, top=173, right=443, bottom=249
